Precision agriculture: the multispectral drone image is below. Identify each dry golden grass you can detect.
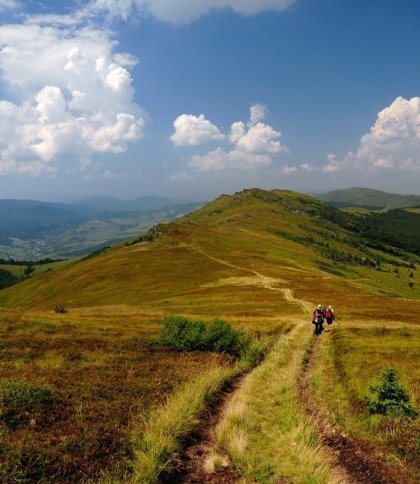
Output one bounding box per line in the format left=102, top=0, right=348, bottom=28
left=0, top=188, right=418, bottom=480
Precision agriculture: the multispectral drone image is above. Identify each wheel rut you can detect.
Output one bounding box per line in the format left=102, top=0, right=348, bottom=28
left=159, top=371, right=248, bottom=483
left=299, top=331, right=415, bottom=484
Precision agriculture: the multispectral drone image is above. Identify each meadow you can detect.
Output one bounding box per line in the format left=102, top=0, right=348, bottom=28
left=0, top=188, right=418, bottom=481
left=0, top=309, right=232, bottom=481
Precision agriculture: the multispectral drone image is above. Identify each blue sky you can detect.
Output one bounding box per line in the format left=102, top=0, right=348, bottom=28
left=1, top=0, right=420, bottom=201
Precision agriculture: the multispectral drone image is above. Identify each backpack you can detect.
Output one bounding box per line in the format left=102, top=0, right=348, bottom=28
left=326, top=309, right=332, bottom=318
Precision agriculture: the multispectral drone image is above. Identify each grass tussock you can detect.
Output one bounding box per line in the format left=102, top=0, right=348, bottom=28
left=129, top=366, right=243, bottom=483
left=207, top=322, right=346, bottom=483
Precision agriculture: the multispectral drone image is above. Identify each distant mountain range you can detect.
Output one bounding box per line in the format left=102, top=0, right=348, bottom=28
left=316, top=187, right=420, bottom=210
left=2, top=187, right=419, bottom=261
left=0, top=197, right=202, bottom=260
left=74, top=195, right=174, bottom=211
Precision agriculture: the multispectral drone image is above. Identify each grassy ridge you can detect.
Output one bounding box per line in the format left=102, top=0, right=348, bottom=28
left=317, top=187, right=420, bottom=210
left=1, top=188, right=418, bottom=313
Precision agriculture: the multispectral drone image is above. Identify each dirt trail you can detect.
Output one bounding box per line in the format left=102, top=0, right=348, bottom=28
left=159, top=373, right=247, bottom=483
left=156, top=247, right=316, bottom=482
left=192, top=244, right=313, bottom=314
left=299, top=331, right=416, bottom=484
left=158, top=244, right=415, bottom=483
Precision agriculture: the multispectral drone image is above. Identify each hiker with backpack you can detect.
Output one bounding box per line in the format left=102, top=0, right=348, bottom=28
left=325, top=305, right=335, bottom=325
left=312, top=304, right=324, bottom=334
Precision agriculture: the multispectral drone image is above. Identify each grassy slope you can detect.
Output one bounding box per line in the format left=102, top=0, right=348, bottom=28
left=0, top=188, right=418, bottom=481
left=1, top=188, right=418, bottom=321
left=311, top=323, right=420, bottom=479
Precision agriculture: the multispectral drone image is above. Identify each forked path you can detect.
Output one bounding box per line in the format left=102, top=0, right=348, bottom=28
left=165, top=245, right=408, bottom=482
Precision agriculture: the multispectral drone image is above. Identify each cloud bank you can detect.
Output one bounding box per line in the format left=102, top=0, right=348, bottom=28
left=0, top=21, right=146, bottom=175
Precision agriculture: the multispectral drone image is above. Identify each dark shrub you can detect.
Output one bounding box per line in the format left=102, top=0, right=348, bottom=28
left=0, top=268, right=19, bottom=290
left=203, top=318, right=245, bottom=355
left=365, top=368, right=417, bottom=419
left=54, top=303, right=67, bottom=313
left=158, top=316, right=206, bottom=351
left=158, top=316, right=246, bottom=355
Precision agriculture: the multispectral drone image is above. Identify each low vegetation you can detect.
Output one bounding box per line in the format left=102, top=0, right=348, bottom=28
left=311, top=323, right=419, bottom=479
left=0, top=379, right=58, bottom=429
left=0, top=310, right=233, bottom=481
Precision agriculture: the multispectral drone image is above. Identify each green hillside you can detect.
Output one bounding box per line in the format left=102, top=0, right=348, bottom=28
left=1, top=188, right=419, bottom=316
left=317, top=186, right=420, bottom=210
left=0, top=188, right=418, bottom=482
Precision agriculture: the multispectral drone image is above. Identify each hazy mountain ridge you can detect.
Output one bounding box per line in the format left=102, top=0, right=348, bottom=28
left=0, top=197, right=202, bottom=259
left=316, top=187, right=420, bottom=210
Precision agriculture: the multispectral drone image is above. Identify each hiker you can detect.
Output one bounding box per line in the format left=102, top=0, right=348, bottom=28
left=312, top=304, right=324, bottom=322
left=312, top=304, right=324, bottom=334
left=325, top=305, right=335, bottom=325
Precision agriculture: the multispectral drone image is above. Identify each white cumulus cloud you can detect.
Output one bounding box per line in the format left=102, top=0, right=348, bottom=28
left=234, top=122, right=285, bottom=154
left=323, top=96, right=420, bottom=174
left=87, top=0, right=297, bottom=24
left=249, top=103, right=267, bottom=126
left=0, top=21, right=146, bottom=176
left=171, top=104, right=288, bottom=173
left=170, top=114, right=225, bottom=146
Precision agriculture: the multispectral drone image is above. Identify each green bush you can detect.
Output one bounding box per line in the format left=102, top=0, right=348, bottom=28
left=158, top=316, right=247, bottom=356
left=365, top=368, right=417, bottom=419
left=0, top=379, right=56, bottom=428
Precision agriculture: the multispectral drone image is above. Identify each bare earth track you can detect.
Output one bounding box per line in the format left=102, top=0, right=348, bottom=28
left=159, top=373, right=247, bottom=483
left=299, top=330, right=417, bottom=484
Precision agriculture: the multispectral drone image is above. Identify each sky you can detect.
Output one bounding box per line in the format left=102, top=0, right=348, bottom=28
left=1, top=0, right=420, bottom=202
